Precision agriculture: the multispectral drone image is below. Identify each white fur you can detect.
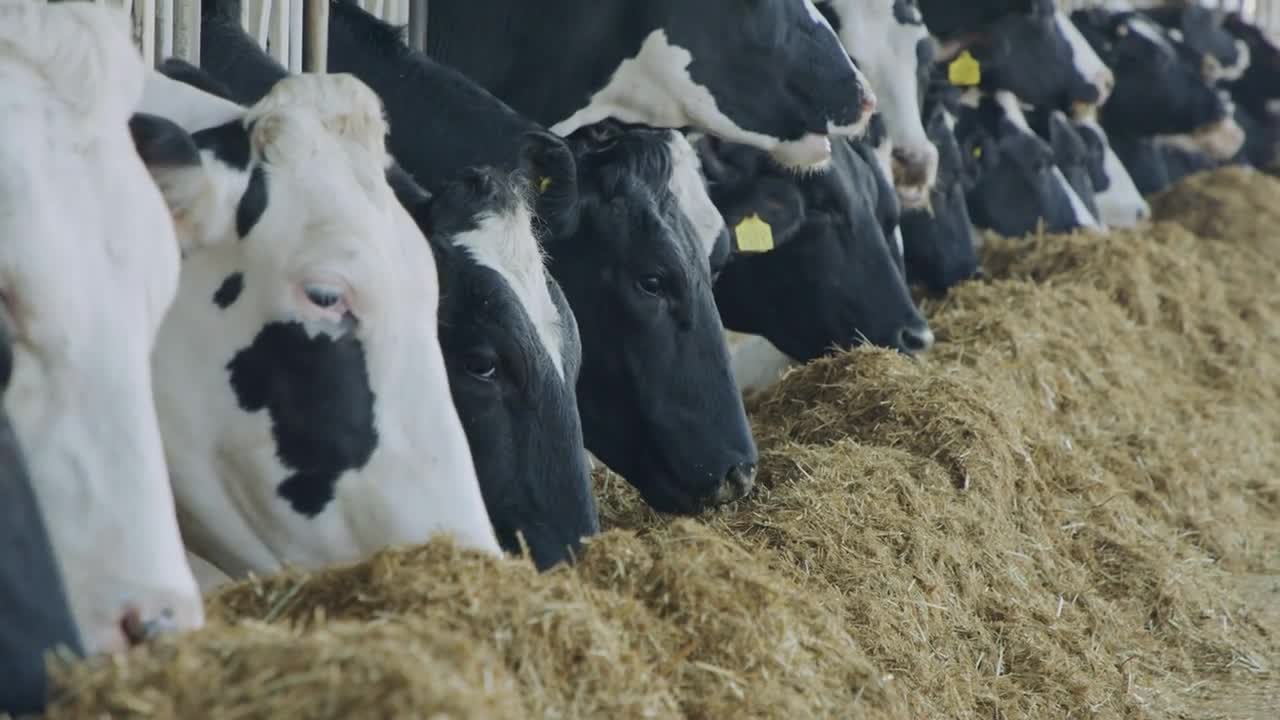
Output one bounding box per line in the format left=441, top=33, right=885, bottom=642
left=1076, top=115, right=1151, bottom=228
left=550, top=26, right=873, bottom=171
left=453, top=204, right=567, bottom=379
left=665, top=132, right=725, bottom=259
left=0, top=0, right=202, bottom=654
left=1127, top=14, right=1178, bottom=56
left=1055, top=11, right=1115, bottom=106
left=1219, top=39, right=1252, bottom=82
left=825, top=1, right=938, bottom=206
left=142, top=71, right=243, bottom=131
left=725, top=332, right=796, bottom=395
left=139, top=75, right=499, bottom=579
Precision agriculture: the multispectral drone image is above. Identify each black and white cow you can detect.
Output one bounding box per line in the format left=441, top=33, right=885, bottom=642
left=1145, top=5, right=1251, bottom=85
left=696, top=126, right=933, bottom=392
left=134, top=71, right=503, bottom=579
left=815, top=1, right=940, bottom=208
left=0, top=316, right=81, bottom=716
left=899, top=97, right=982, bottom=295
left=1220, top=14, right=1280, bottom=172
left=1070, top=113, right=1151, bottom=228
left=1026, top=107, right=1104, bottom=222
left=200, top=1, right=758, bottom=515
left=0, top=0, right=203, bottom=677
left=162, top=38, right=599, bottom=571
left=944, top=83, right=1102, bottom=237
left=420, top=0, right=878, bottom=170
left=923, top=0, right=1114, bottom=114
left=1071, top=8, right=1245, bottom=194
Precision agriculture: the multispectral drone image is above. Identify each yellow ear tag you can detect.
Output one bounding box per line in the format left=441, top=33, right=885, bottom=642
left=538, top=176, right=552, bottom=193
left=734, top=213, right=775, bottom=253
left=948, top=51, right=982, bottom=87
left=972, top=145, right=983, bottom=159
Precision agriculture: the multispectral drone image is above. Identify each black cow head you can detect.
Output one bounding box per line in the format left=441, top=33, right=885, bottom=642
left=698, top=134, right=933, bottom=362
left=1225, top=14, right=1280, bottom=117
left=1027, top=108, right=1102, bottom=221
left=1146, top=5, right=1250, bottom=84
left=933, top=0, right=1113, bottom=113
left=1072, top=9, right=1230, bottom=137
left=543, top=121, right=757, bottom=515
left=390, top=162, right=598, bottom=572
left=900, top=97, right=982, bottom=295
left=952, top=89, right=1099, bottom=237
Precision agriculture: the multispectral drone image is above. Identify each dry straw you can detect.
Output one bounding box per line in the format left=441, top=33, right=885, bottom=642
left=45, top=167, right=1280, bottom=719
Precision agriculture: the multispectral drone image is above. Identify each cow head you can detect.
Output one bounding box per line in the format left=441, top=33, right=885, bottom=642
left=953, top=89, right=1102, bottom=237
left=816, top=0, right=940, bottom=209
left=1072, top=8, right=1243, bottom=161
left=133, top=73, right=500, bottom=577
left=545, top=121, right=757, bottom=515
left=1068, top=113, right=1151, bottom=228
left=554, top=0, right=877, bottom=172
left=1147, top=5, right=1250, bottom=85
left=0, top=0, right=203, bottom=656
left=899, top=98, right=982, bottom=295
left=1225, top=13, right=1280, bottom=117
left=1027, top=108, right=1103, bottom=223
left=391, top=158, right=599, bottom=572
left=936, top=2, right=1114, bottom=114
left=699, top=134, right=933, bottom=362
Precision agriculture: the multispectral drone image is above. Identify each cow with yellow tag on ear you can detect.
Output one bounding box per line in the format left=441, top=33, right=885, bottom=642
left=693, top=132, right=933, bottom=381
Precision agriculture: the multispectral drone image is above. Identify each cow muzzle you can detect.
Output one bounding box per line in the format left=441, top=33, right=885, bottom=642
left=709, top=462, right=757, bottom=506
left=892, top=144, right=940, bottom=210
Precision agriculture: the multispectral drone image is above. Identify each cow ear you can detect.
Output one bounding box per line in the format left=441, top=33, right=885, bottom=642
left=719, top=177, right=807, bottom=256
left=519, top=130, right=580, bottom=242
left=129, top=113, right=229, bottom=255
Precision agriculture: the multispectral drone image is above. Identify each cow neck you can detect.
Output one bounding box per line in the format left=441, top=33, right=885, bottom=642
left=425, top=0, right=644, bottom=128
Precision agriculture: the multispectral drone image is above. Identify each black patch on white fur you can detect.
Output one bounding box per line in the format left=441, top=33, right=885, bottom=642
left=226, top=321, right=378, bottom=517
left=235, top=166, right=268, bottom=239
left=212, top=272, right=244, bottom=309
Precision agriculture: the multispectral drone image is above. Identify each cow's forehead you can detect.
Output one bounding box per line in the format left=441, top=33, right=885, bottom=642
left=1125, top=14, right=1176, bottom=55
left=665, top=131, right=724, bottom=262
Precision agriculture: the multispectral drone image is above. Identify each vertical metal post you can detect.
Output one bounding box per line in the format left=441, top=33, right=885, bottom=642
left=305, top=0, right=329, bottom=72
left=408, top=0, right=427, bottom=52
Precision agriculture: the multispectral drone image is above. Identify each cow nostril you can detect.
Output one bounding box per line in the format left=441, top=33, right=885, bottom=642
left=898, top=324, right=935, bottom=354
left=120, top=606, right=178, bottom=647
left=711, top=463, right=756, bottom=506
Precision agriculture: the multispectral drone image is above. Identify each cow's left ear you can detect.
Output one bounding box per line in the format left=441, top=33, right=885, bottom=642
left=129, top=113, right=232, bottom=255
left=717, top=177, right=807, bottom=256
left=519, top=130, right=581, bottom=243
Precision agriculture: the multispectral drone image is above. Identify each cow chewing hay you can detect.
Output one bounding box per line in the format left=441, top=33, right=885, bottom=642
left=45, top=166, right=1280, bottom=719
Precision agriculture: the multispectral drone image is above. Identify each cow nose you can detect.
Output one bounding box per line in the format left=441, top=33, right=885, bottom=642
left=120, top=606, right=179, bottom=646
left=892, top=144, right=940, bottom=188
left=710, top=462, right=756, bottom=506
left=898, top=323, right=935, bottom=354
left=971, top=266, right=988, bottom=281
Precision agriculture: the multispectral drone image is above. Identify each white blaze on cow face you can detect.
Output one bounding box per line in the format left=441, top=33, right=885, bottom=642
left=825, top=1, right=938, bottom=207
left=138, top=74, right=499, bottom=578
left=550, top=27, right=874, bottom=173
left=452, top=203, right=568, bottom=380
left=0, top=0, right=202, bottom=655
left=1055, top=11, right=1115, bottom=109
left=1073, top=113, right=1151, bottom=228
left=665, top=131, right=726, bottom=259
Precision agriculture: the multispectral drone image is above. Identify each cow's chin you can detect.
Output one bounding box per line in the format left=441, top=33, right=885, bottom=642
left=896, top=184, right=931, bottom=211
left=770, top=134, right=834, bottom=174
left=1157, top=117, right=1247, bottom=162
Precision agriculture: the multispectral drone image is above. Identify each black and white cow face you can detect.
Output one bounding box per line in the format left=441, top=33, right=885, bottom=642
left=1225, top=14, right=1280, bottom=117
left=1146, top=6, right=1250, bottom=85
left=391, top=163, right=599, bottom=572
left=938, top=1, right=1114, bottom=114
left=817, top=1, right=939, bottom=208
left=1027, top=109, right=1102, bottom=221
left=546, top=122, right=757, bottom=515
left=900, top=99, right=982, bottom=295
left=543, top=0, right=877, bottom=172
left=1072, top=9, right=1233, bottom=139
left=0, top=316, right=82, bottom=717
left=135, top=73, right=499, bottom=578
left=699, top=135, right=933, bottom=361
left=953, top=90, right=1101, bottom=237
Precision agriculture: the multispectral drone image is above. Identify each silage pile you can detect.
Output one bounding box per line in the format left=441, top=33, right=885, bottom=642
left=46, top=167, right=1280, bottom=719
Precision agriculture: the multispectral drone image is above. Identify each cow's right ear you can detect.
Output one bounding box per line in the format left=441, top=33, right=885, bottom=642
left=129, top=113, right=227, bottom=255
left=519, top=130, right=581, bottom=243
left=717, top=177, right=807, bottom=256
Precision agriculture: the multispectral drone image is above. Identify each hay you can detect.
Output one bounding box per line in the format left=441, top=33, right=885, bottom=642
left=47, top=167, right=1280, bottom=719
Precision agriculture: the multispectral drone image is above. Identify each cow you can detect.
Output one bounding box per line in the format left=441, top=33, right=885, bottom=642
left=1026, top=108, right=1104, bottom=222
left=1144, top=5, right=1251, bottom=85
left=1071, top=113, right=1152, bottom=228
left=132, top=71, right=502, bottom=580
left=161, top=41, right=599, bottom=570
left=899, top=97, right=983, bottom=295
left=419, top=0, right=878, bottom=170
left=1071, top=7, right=1245, bottom=187
left=198, top=1, right=758, bottom=515
left=0, top=0, right=204, bottom=680
left=1, top=317, right=81, bottom=715
left=814, top=0, right=940, bottom=209
left=921, top=0, right=1114, bottom=115
left=947, top=85, right=1102, bottom=237
left=697, top=128, right=933, bottom=393
left=1221, top=14, right=1280, bottom=173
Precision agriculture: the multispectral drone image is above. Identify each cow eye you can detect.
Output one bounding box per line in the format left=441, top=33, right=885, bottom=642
left=463, top=352, right=498, bottom=380
left=636, top=275, right=664, bottom=296
left=303, top=284, right=344, bottom=309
